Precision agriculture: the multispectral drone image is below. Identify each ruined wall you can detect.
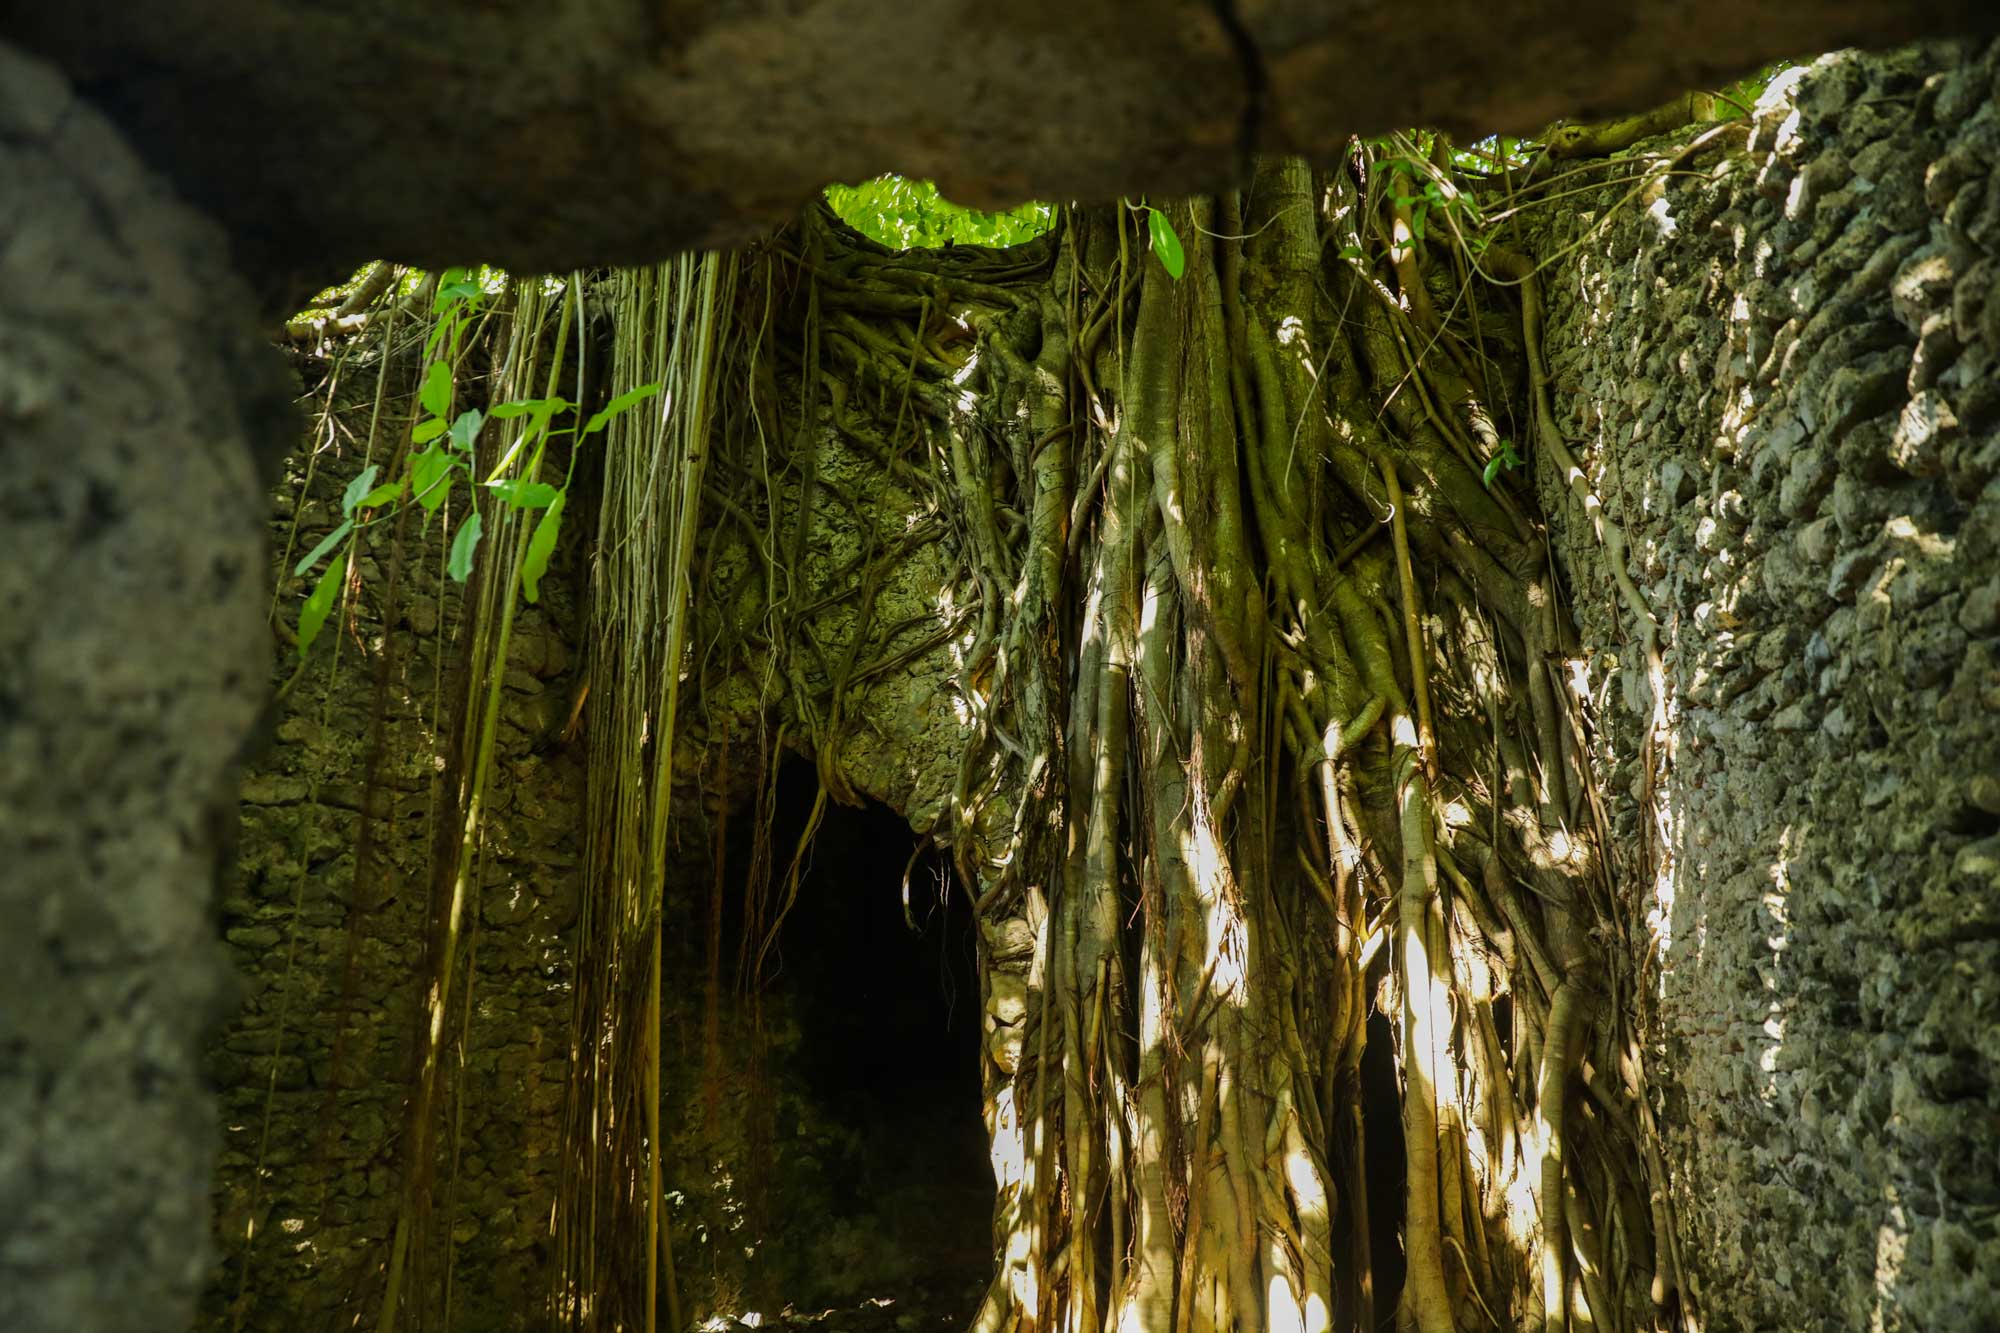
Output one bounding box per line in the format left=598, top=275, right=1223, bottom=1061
left=200, top=355, right=587, bottom=1331
left=1539, top=40, right=2000, bottom=1330
left=202, top=340, right=993, bottom=1328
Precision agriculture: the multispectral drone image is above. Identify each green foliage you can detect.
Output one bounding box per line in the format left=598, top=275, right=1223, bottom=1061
left=1366, top=138, right=1490, bottom=260
left=1146, top=206, right=1185, bottom=280
left=824, top=174, right=1054, bottom=250
left=521, top=493, right=566, bottom=604
left=292, top=269, right=662, bottom=655
left=1482, top=438, right=1524, bottom=489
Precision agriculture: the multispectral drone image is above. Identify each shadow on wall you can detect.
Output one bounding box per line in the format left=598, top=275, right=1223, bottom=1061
left=1540, top=40, right=2000, bottom=1330
left=681, top=755, right=993, bottom=1327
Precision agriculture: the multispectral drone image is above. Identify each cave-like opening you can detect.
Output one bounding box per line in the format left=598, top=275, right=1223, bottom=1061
left=732, top=756, right=993, bottom=1326
left=1359, top=1010, right=1408, bottom=1323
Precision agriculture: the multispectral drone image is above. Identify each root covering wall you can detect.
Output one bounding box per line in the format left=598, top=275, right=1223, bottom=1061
left=202, top=360, right=588, bottom=1331
left=190, top=39, right=2000, bottom=1333
left=1538, top=40, right=2000, bottom=1330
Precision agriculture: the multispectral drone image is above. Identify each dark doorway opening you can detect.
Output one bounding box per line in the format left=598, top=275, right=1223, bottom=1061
left=745, top=756, right=992, bottom=1325
left=1359, top=1010, right=1408, bottom=1326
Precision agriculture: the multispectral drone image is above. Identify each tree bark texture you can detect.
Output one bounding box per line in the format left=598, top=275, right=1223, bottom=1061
left=584, top=144, right=1678, bottom=1329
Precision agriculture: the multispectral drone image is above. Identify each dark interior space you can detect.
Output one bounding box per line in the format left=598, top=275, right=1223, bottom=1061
left=1359, top=1011, right=1408, bottom=1327
left=743, top=756, right=993, bottom=1322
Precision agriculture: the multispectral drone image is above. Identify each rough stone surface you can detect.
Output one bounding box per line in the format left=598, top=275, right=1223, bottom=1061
left=1538, top=39, right=2000, bottom=1331
left=0, top=40, right=291, bottom=1333
left=201, top=321, right=989, bottom=1328
left=3, top=1, right=1995, bottom=297
left=198, top=353, right=587, bottom=1331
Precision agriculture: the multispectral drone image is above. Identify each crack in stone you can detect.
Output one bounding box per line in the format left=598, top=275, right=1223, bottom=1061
left=1206, top=0, right=1269, bottom=177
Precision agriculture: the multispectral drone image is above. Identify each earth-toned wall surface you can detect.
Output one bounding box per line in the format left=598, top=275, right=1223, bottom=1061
left=198, top=38, right=2000, bottom=1333
left=1538, top=39, right=2000, bottom=1330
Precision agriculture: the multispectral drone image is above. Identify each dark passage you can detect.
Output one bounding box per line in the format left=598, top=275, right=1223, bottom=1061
left=1359, top=1010, right=1408, bottom=1326
left=748, top=757, right=993, bottom=1326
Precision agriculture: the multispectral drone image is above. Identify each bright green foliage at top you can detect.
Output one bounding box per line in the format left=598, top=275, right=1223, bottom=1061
left=824, top=175, right=1055, bottom=250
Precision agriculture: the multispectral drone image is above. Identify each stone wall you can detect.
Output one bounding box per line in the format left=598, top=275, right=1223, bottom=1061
left=1537, top=40, right=2000, bottom=1330
left=202, top=351, right=990, bottom=1329
left=200, top=352, right=587, bottom=1331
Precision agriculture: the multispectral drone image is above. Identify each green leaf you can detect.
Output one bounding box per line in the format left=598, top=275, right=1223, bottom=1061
left=1482, top=439, right=1524, bottom=490
left=296, top=558, right=346, bottom=659
left=423, top=312, right=455, bottom=361
left=1147, top=207, right=1186, bottom=280
left=1337, top=245, right=1366, bottom=261
left=583, top=383, right=662, bottom=435
left=292, top=519, right=353, bottom=577
left=448, top=407, right=484, bottom=452
left=341, top=465, right=381, bottom=517
left=520, top=493, right=566, bottom=604
left=488, top=397, right=569, bottom=420
left=447, top=510, right=483, bottom=583
left=356, top=480, right=406, bottom=510
left=420, top=361, right=453, bottom=419
left=411, top=447, right=456, bottom=512
left=412, top=417, right=449, bottom=444
left=1410, top=201, right=1428, bottom=241
left=487, top=478, right=561, bottom=509
left=433, top=267, right=481, bottom=312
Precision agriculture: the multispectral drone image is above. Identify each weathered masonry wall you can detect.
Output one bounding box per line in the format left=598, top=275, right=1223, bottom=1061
left=200, top=350, right=987, bottom=1328
left=1539, top=41, right=2000, bottom=1331
left=199, top=357, right=587, bottom=1332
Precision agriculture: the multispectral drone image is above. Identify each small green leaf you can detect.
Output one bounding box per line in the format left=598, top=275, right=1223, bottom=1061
left=411, top=448, right=456, bottom=512
left=583, top=383, right=662, bottom=435
left=447, top=510, right=483, bottom=583
left=412, top=417, right=449, bottom=445
left=292, top=519, right=353, bottom=577
left=1410, top=201, right=1428, bottom=241
left=341, top=465, right=381, bottom=517
left=488, top=397, right=569, bottom=420
left=520, top=493, right=566, bottom=603
left=356, top=480, right=406, bottom=510
left=423, top=313, right=455, bottom=361
left=448, top=407, right=484, bottom=452
left=1337, top=245, right=1366, bottom=261
left=296, top=558, right=346, bottom=659
left=1147, top=207, right=1186, bottom=280
left=433, top=267, right=480, bottom=311
left=420, top=361, right=453, bottom=419
left=1482, top=439, right=1524, bottom=490
left=487, top=478, right=561, bottom=510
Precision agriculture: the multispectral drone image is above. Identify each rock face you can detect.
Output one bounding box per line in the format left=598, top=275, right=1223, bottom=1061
left=2, top=1, right=1995, bottom=299
left=1537, top=40, right=2000, bottom=1330
left=0, top=42, right=290, bottom=1333
left=28, top=30, right=1998, bottom=1333
left=199, top=309, right=991, bottom=1328
left=199, top=351, right=589, bottom=1332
